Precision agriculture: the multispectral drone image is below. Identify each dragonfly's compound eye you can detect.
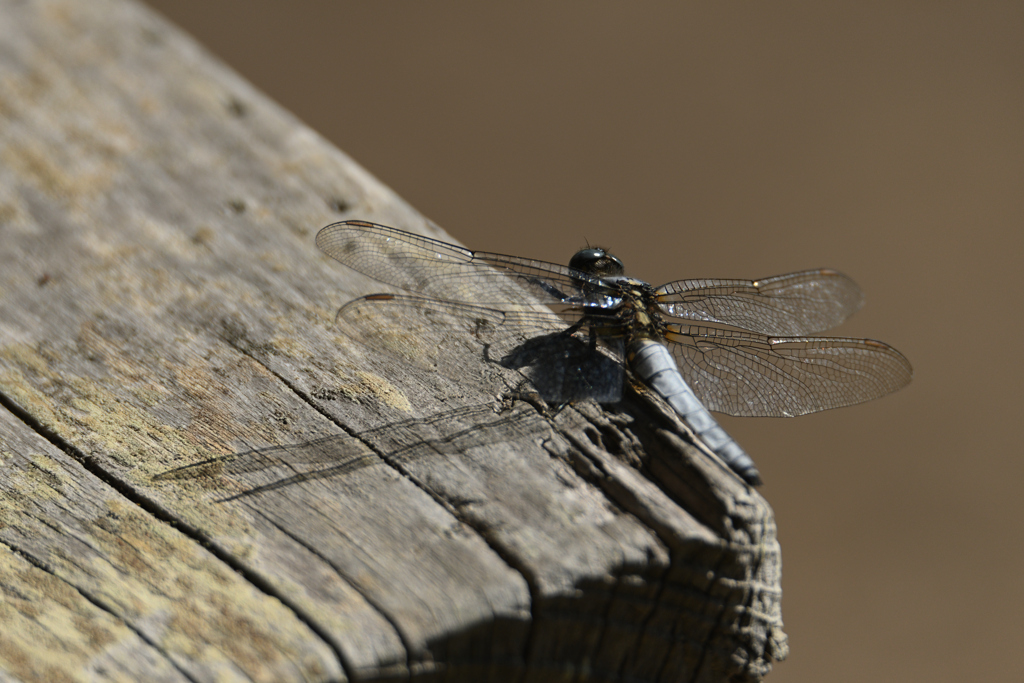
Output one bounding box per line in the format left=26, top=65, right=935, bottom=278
left=569, top=248, right=625, bottom=277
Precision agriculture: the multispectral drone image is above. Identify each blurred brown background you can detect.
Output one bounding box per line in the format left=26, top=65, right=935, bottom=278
left=143, top=2, right=1023, bottom=681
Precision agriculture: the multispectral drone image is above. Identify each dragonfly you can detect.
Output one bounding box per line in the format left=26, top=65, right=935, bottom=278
left=318, top=220, right=913, bottom=485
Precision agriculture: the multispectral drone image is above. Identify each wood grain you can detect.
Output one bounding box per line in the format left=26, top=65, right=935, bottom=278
left=0, top=1, right=786, bottom=681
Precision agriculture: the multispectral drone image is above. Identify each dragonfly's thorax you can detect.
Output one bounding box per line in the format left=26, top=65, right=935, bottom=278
left=582, top=276, right=667, bottom=344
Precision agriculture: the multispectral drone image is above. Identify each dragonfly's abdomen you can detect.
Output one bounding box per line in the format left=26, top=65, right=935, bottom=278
left=627, top=339, right=762, bottom=486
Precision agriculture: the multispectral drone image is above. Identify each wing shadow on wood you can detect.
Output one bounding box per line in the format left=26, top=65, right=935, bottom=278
left=154, top=403, right=549, bottom=501
left=158, top=291, right=631, bottom=502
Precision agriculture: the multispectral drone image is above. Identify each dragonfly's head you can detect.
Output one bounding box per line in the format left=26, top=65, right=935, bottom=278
left=569, top=248, right=624, bottom=278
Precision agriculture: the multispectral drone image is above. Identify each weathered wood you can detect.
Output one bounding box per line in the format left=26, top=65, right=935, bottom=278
left=0, top=1, right=786, bottom=681
left=0, top=406, right=340, bottom=682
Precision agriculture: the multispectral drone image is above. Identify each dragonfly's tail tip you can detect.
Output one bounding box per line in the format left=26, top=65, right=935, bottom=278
left=742, top=469, right=763, bottom=486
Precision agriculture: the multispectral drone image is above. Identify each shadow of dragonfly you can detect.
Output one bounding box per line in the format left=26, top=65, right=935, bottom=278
left=155, top=403, right=551, bottom=502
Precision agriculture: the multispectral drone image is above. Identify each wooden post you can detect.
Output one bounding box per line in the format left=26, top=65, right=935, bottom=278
left=0, top=1, right=786, bottom=680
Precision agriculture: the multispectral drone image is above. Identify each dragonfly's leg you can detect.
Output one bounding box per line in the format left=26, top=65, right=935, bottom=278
left=526, top=277, right=573, bottom=301
left=561, top=318, right=585, bottom=337
left=506, top=380, right=568, bottom=418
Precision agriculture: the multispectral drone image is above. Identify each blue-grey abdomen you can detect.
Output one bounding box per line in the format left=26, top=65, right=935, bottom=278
left=628, top=339, right=762, bottom=485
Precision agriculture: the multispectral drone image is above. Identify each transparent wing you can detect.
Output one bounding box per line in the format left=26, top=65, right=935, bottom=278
left=663, top=323, right=912, bottom=417
left=656, top=269, right=865, bottom=336
left=317, top=220, right=610, bottom=307
left=336, top=293, right=571, bottom=346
